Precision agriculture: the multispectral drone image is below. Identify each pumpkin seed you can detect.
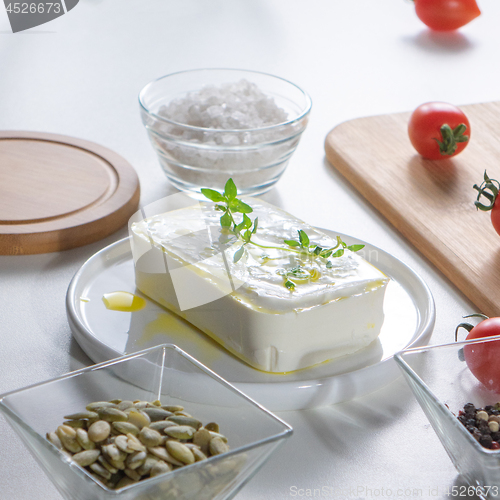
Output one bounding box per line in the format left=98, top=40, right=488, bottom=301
left=126, top=450, right=147, bottom=470
left=162, top=405, right=184, bottom=413
left=97, top=455, right=119, bottom=474
left=97, top=408, right=128, bottom=422
left=89, top=462, right=112, bottom=480
left=127, top=410, right=150, bottom=429
left=136, top=455, right=159, bottom=476
left=141, top=407, right=173, bottom=421
left=46, top=431, right=63, bottom=450
left=124, top=468, right=141, bottom=481
left=57, top=425, right=82, bottom=453
left=72, top=449, right=101, bottom=467
left=167, top=415, right=202, bottom=430
left=126, top=433, right=146, bottom=453
left=209, top=437, right=229, bottom=456
left=116, top=476, right=137, bottom=489
left=149, top=421, right=177, bottom=432
left=204, top=422, right=219, bottom=433
left=62, top=419, right=87, bottom=429
left=164, top=425, right=195, bottom=440
left=147, top=446, right=184, bottom=467
left=139, top=427, right=162, bottom=447
left=150, top=460, right=172, bottom=477
left=166, top=441, right=195, bottom=465
left=192, top=428, right=212, bottom=454
left=64, top=411, right=98, bottom=421
left=86, top=402, right=118, bottom=411
left=76, top=429, right=96, bottom=450
left=47, top=398, right=231, bottom=490
left=88, top=420, right=111, bottom=443
left=112, top=421, right=139, bottom=436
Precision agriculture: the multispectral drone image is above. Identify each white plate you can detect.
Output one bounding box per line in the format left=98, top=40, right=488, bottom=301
left=66, top=233, right=435, bottom=411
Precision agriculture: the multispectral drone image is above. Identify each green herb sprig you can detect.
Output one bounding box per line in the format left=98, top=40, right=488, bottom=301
left=201, top=179, right=365, bottom=290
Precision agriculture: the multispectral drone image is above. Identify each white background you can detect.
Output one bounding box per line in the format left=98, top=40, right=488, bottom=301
left=1, top=1, right=500, bottom=499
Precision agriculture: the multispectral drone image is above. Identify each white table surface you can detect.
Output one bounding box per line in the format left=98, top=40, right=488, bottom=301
left=1, top=1, right=499, bottom=499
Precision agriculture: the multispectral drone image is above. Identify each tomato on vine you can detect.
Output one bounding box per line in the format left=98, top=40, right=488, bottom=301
left=456, top=315, right=500, bottom=393
left=408, top=102, right=470, bottom=160
left=473, top=171, right=500, bottom=237
left=412, top=0, right=481, bottom=31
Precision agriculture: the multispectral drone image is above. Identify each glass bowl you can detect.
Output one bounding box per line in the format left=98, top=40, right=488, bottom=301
left=0, top=344, right=292, bottom=500
left=395, top=336, right=500, bottom=498
left=139, top=68, right=312, bottom=197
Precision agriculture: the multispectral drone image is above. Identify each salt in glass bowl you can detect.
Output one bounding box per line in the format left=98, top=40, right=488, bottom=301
left=395, top=336, right=500, bottom=499
left=139, top=68, right=312, bottom=197
left=0, top=344, right=292, bottom=500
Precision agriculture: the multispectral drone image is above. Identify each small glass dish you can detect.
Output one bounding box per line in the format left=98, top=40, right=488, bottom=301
left=0, top=344, right=292, bottom=500
left=139, top=68, right=311, bottom=197
left=395, top=337, right=500, bottom=498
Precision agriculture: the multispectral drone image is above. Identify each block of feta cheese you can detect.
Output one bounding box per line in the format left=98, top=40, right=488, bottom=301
left=130, top=198, right=389, bottom=373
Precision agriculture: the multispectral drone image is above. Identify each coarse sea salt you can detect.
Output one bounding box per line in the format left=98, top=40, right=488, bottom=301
left=144, top=77, right=307, bottom=192
left=157, top=79, right=288, bottom=135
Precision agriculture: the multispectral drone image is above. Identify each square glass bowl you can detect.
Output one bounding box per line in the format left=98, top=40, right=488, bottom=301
left=0, top=344, right=292, bottom=500
left=139, top=68, right=311, bottom=197
left=395, top=337, right=500, bottom=498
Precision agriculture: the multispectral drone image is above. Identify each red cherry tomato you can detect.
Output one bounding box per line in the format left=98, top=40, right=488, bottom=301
left=473, top=171, right=500, bottom=237
left=463, top=318, right=500, bottom=393
left=414, top=0, right=481, bottom=31
left=408, top=102, right=470, bottom=160
left=491, top=196, right=500, bottom=237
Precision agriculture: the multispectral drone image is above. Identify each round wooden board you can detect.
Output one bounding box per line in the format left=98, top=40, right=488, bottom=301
left=0, top=131, right=140, bottom=255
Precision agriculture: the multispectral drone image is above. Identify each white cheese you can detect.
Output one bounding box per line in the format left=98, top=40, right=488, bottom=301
left=131, top=199, right=389, bottom=373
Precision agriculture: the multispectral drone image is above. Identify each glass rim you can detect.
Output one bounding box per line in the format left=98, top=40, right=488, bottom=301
left=138, top=67, right=312, bottom=134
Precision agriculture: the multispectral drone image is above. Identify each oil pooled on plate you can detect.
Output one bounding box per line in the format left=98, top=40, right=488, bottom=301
left=102, top=291, right=146, bottom=312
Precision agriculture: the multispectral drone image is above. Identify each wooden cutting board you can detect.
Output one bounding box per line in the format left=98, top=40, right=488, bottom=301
left=325, top=101, right=500, bottom=318
left=0, top=131, right=140, bottom=255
